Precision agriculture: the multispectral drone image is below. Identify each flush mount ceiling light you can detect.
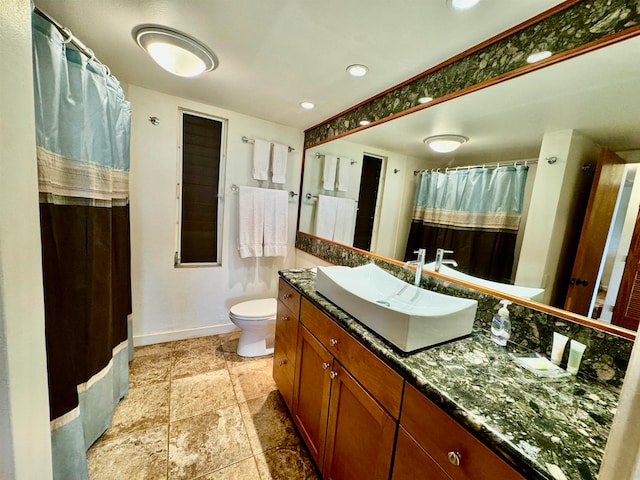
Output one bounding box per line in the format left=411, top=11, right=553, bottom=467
left=346, top=64, right=369, bottom=77
left=134, top=26, right=218, bottom=77
left=423, top=134, right=468, bottom=153
left=359, top=120, right=371, bottom=126
left=300, top=101, right=315, bottom=109
left=526, top=50, right=553, bottom=64
left=449, top=0, right=481, bottom=11
left=418, top=96, right=434, bottom=104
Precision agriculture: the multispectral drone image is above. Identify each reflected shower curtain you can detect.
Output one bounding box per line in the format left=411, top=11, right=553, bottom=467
left=405, top=166, right=528, bottom=283
left=32, top=12, right=132, bottom=479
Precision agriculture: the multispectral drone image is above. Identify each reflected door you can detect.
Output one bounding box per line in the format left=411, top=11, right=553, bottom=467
left=564, top=148, right=626, bottom=316
left=353, top=155, right=383, bottom=250
left=612, top=209, right=640, bottom=330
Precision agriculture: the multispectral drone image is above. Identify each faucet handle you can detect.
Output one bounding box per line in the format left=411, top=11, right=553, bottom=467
left=414, top=248, right=426, bottom=261
left=438, top=248, right=454, bottom=254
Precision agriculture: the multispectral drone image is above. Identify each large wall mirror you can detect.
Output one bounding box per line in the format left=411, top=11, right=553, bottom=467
left=298, top=33, right=640, bottom=336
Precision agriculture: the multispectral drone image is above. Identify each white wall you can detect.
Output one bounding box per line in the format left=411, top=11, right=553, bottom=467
left=0, top=0, right=53, bottom=478
left=128, top=85, right=304, bottom=345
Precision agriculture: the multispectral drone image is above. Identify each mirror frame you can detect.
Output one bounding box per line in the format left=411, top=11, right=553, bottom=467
left=297, top=0, right=640, bottom=341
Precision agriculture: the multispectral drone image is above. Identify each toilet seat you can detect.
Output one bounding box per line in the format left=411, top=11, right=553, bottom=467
left=229, top=298, right=277, bottom=321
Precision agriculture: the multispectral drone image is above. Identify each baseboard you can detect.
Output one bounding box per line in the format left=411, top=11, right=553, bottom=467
left=133, top=322, right=239, bottom=347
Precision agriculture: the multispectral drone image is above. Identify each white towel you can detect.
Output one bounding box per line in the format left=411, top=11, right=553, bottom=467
left=322, top=155, right=337, bottom=190
left=252, top=139, right=271, bottom=181
left=337, top=157, right=350, bottom=192
left=271, top=143, right=288, bottom=184
left=263, top=190, right=289, bottom=257
left=315, top=195, right=339, bottom=240
left=333, top=198, right=358, bottom=246
left=238, top=186, right=265, bottom=258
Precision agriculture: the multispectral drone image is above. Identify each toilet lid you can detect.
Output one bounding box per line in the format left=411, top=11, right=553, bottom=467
left=230, top=298, right=277, bottom=319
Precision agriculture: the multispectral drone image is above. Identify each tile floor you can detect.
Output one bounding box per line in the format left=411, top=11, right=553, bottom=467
left=87, top=332, right=319, bottom=480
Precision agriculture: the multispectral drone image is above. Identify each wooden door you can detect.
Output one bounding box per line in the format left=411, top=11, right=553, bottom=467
left=292, top=325, right=333, bottom=469
left=353, top=155, right=383, bottom=251
left=392, top=428, right=452, bottom=480
left=322, top=363, right=396, bottom=480
left=564, top=148, right=626, bottom=316
left=612, top=209, right=640, bottom=330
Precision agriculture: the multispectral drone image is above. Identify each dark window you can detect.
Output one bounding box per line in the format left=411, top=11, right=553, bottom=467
left=178, top=112, right=225, bottom=264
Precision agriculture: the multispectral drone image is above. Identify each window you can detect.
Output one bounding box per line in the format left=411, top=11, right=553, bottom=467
left=176, top=110, right=226, bottom=265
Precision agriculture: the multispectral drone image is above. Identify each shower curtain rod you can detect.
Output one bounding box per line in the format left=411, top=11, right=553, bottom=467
left=413, top=159, right=538, bottom=176
left=32, top=4, right=114, bottom=78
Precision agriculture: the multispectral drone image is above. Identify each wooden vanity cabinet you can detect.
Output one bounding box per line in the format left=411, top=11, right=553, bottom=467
left=272, top=279, right=301, bottom=410
left=292, top=297, right=403, bottom=479
left=395, top=383, right=525, bottom=480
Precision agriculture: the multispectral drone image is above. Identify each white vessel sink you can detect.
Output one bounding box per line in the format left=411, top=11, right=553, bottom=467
left=315, top=264, right=478, bottom=352
left=424, top=263, right=545, bottom=301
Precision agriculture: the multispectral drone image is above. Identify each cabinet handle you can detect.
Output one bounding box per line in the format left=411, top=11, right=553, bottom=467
left=279, top=359, right=287, bottom=366
left=447, top=451, right=461, bottom=467
left=322, top=362, right=330, bottom=370
left=329, top=371, right=338, bottom=379
left=281, top=316, right=288, bottom=322
left=329, top=338, right=338, bottom=346
left=282, top=293, right=290, bottom=300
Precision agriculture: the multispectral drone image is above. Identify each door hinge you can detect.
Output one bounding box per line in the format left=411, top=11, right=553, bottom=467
left=174, top=252, right=180, bottom=266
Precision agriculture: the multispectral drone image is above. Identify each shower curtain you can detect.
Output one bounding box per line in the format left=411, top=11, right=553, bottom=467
left=32, top=12, right=132, bottom=479
left=405, top=166, right=529, bottom=283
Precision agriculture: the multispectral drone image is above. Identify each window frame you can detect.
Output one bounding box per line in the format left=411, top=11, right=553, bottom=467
left=174, top=108, right=227, bottom=267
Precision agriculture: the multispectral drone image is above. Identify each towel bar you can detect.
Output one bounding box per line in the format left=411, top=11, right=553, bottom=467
left=241, top=136, right=294, bottom=153
left=230, top=183, right=298, bottom=198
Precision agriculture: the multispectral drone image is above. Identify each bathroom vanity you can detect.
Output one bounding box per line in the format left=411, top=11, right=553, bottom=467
left=273, top=270, right=620, bottom=480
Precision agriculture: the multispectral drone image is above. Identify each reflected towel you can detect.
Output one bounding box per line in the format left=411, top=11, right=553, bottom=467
left=333, top=198, right=357, bottom=246
left=264, top=189, right=289, bottom=257
left=315, top=195, right=339, bottom=240
left=271, top=143, right=288, bottom=184
left=238, top=186, right=265, bottom=258
left=337, top=157, right=350, bottom=192
left=322, top=155, right=337, bottom=190
left=252, top=139, right=271, bottom=181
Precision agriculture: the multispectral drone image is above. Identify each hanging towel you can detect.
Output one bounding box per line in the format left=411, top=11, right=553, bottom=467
left=322, top=155, right=338, bottom=190
left=337, top=157, right=351, bottom=192
left=238, top=186, right=265, bottom=258
left=271, top=143, right=288, bottom=184
left=315, top=195, right=339, bottom=240
left=333, top=198, right=358, bottom=246
left=252, top=139, right=271, bottom=181
left=263, top=190, right=289, bottom=256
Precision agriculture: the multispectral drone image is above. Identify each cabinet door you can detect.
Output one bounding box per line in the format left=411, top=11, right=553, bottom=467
left=392, top=427, right=451, bottom=480
left=323, top=363, right=396, bottom=480
left=292, top=325, right=333, bottom=470
left=273, top=299, right=299, bottom=410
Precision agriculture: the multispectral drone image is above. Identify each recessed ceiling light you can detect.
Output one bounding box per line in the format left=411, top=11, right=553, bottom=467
left=300, top=102, right=315, bottom=109
left=359, top=120, right=371, bottom=126
left=134, top=26, right=217, bottom=77
left=346, top=64, right=369, bottom=77
left=526, top=51, right=553, bottom=64
left=450, top=0, right=481, bottom=11
left=418, top=96, right=434, bottom=104
left=423, top=135, right=468, bottom=153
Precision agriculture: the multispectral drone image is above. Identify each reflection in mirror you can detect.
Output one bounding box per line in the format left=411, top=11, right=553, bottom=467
left=299, top=35, right=640, bottom=332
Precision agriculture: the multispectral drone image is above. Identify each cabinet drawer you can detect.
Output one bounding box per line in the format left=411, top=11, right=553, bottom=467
left=275, top=300, right=298, bottom=363
left=300, top=298, right=403, bottom=419
left=401, top=384, right=524, bottom=480
left=278, top=278, right=301, bottom=317
left=392, top=427, right=451, bottom=480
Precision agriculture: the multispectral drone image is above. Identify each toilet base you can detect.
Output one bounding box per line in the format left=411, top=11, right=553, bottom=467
left=236, top=329, right=275, bottom=357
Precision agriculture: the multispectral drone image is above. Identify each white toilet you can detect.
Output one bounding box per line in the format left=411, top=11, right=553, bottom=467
left=229, top=298, right=277, bottom=357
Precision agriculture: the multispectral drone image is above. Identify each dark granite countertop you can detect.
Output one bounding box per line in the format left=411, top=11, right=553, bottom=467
left=280, top=269, right=619, bottom=480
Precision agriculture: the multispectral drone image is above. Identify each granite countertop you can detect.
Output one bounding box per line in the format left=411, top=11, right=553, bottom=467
left=280, top=269, right=619, bottom=480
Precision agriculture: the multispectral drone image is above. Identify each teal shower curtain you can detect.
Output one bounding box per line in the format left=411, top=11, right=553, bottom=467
left=32, top=11, right=132, bottom=479
left=405, top=166, right=529, bottom=283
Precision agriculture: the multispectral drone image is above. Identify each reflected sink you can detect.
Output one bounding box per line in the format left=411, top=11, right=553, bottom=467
left=424, top=263, right=545, bottom=301
left=315, top=263, right=478, bottom=352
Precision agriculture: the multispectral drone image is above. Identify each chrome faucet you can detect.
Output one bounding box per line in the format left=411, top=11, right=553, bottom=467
left=435, top=248, right=458, bottom=272
left=404, top=248, right=426, bottom=286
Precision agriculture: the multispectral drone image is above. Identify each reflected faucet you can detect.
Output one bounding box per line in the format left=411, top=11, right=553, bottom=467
left=404, top=248, right=426, bottom=286
left=435, top=248, right=458, bottom=272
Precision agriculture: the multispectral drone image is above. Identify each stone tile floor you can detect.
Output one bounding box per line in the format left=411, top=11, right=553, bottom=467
left=88, top=332, right=319, bottom=480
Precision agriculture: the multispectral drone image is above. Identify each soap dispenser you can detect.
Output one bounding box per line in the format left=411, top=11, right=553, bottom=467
left=490, top=300, right=512, bottom=346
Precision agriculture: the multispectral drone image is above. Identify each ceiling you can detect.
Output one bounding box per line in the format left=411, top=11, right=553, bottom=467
left=34, top=0, right=566, bottom=130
